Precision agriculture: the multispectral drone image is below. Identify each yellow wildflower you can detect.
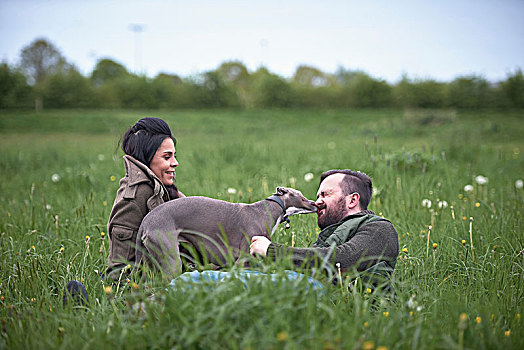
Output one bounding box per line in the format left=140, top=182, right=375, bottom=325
left=461, top=240, right=466, bottom=245
left=110, top=175, right=116, bottom=181
left=432, top=243, right=438, bottom=249
left=277, top=331, right=288, bottom=341
left=383, top=311, right=389, bottom=317
left=104, top=286, right=113, bottom=294
left=362, top=341, right=375, bottom=350
left=475, top=202, right=480, bottom=208
left=475, top=317, right=481, bottom=324
left=504, top=330, right=511, bottom=337
left=377, top=347, right=388, bottom=350
left=402, top=248, right=408, bottom=254
left=366, top=288, right=372, bottom=294
left=363, top=321, right=369, bottom=328
left=517, top=314, right=521, bottom=321
left=459, top=313, right=467, bottom=321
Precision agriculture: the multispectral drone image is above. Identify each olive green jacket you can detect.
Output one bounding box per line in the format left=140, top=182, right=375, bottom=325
left=266, top=210, right=399, bottom=279
left=106, top=155, right=182, bottom=276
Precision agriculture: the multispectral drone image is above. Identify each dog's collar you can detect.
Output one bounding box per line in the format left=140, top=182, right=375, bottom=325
left=266, top=195, right=286, bottom=213
left=266, top=195, right=291, bottom=227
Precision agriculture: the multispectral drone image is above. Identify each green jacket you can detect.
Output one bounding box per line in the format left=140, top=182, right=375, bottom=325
left=266, top=210, right=399, bottom=280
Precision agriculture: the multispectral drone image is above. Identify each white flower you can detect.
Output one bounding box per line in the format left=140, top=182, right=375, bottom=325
left=51, top=174, right=61, bottom=183
left=475, top=175, right=488, bottom=185
left=422, top=199, right=432, bottom=208
left=516, top=179, right=523, bottom=189
left=304, top=173, right=314, bottom=182
left=227, top=187, right=237, bottom=194
left=438, top=200, right=448, bottom=209
left=98, top=154, right=105, bottom=161
left=45, top=204, right=52, bottom=210
left=464, top=184, right=474, bottom=192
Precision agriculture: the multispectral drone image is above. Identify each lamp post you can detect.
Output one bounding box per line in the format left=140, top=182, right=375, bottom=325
left=129, top=24, right=145, bottom=74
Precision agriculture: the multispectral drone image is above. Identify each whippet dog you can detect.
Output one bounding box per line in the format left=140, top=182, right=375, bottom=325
left=135, top=187, right=317, bottom=278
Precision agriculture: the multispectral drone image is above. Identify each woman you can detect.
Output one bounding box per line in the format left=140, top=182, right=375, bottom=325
left=106, top=117, right=184, bottom=279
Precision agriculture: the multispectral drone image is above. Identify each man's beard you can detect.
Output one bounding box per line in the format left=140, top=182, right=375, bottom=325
left=317, top=196, right=348, bottom=229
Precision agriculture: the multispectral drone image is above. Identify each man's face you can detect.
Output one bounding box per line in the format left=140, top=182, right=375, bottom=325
left=315, top=174, right=349, bottom=229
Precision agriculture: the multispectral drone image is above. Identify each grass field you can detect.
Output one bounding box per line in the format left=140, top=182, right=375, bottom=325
left=0, top=108, right=523, bottom=349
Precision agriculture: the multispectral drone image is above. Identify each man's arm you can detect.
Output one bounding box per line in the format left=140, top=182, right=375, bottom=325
left=251, top=221, right=399, bottom=272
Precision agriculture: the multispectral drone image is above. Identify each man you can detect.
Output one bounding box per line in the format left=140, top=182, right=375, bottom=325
left=250, top=169, right=399, bottom=286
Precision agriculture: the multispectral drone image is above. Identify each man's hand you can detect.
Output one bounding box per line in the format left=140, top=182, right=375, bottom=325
left=250, top=236, right=271, bottom=257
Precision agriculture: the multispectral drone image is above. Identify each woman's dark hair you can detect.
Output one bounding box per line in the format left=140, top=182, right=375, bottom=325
left=121, top=117, right=176, bottom=166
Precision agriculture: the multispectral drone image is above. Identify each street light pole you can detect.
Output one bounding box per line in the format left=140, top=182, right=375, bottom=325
left=129, top=24, right=145, bottom=74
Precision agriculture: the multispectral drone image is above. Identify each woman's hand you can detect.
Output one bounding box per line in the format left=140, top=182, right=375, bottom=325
left=250, top=236, right=271, bottom=257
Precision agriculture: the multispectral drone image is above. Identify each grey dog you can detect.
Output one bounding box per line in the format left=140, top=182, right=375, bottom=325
left=135, top=187, right=317, bottom=278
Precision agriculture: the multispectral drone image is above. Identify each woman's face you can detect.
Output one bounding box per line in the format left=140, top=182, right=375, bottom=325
left=149, top=137, right=178, bottom=186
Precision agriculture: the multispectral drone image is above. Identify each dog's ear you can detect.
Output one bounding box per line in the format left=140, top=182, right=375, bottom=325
left=275, top=187, right=287, bottom=196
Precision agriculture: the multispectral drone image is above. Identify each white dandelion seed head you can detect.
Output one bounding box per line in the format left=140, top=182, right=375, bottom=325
left=475, top=175, right=488, bottom=185
left=438, top=200, right=448, bottom=209
left=51, top=174, right=61, bottom=183
left=227, top=187, right=237, bottom=194
left=45, top=204, right=52, bottom=210
left=304, top=173, right=314, bottom=182
left=422, top=199, right=432, bottom=208
left=98, top=154, right=105, bottom=161
left=516, top=179, right=523, bottom=189
left=464, top=184, right=474, bottom=192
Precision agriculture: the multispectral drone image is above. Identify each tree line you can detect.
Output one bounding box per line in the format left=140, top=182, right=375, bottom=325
left=1, top=37, right=523, bottom=110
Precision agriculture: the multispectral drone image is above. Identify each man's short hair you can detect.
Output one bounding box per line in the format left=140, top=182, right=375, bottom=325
left=320, top=169, right=373, bottom=210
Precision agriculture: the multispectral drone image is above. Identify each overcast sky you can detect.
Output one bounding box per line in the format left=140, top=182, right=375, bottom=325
left=1, top=0, right=523, bottom=83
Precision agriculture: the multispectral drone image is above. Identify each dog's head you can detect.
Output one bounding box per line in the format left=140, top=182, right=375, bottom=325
left=274, top=187, right=317, bottom=216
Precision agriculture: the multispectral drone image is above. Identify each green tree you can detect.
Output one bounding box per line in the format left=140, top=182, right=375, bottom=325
left=0, top=62, right=32, bottom=108
left=43, top=67, right=96, bottom=108
left=394, top=76, right=446, bottom=108
left=446, top=75, right=494, bottom=108
left=500, top=69, right=524, bottom=108
left=19, top=38, right=71, bottom=110
left=91, top=58, right=129, bottom=87
left=250, top=67, right=293, bottom=108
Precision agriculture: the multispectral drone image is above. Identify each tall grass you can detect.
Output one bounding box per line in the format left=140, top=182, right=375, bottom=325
left=0, top=109, right=522, bottom=349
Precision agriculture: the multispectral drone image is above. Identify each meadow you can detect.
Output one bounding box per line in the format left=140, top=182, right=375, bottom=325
left=0, top=108, right=522, bottom=349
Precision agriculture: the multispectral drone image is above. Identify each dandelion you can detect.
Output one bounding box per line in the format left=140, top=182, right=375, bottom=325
left=85, top=235, right=90, bottom=242
left=227, top=187, right=237, bottom=195
left=422, top=199, right=432, bottom=208
left=363, top=321, right=369, bottom=328
left=45, top=204, right=52, bottom=210
left=402, top=247, right=408, bottom=254
left=475, top=317, right=482, bottom=324
left=516, top=179, right=523, bottom=189
left=459, top=313, right=467, bottom=322
left=103, top=201, right=107, bottom=206
left=104, top=286, right=113, bottom=294
left=464, top=184, right=474, bottom=192
left=132, top=282, right=139, bottom=290
left=110, top=175, right=116, bottom=182
left=30, top=298, right=35, bottom=302
left=475, top=202, right=480, bottom=208
left=366, top=288, right=372, bottom=294
left=100, top=232, right=105, bottom=238
left=383, top=311, right=389, bottom=317
left=432, top=243, right=438, bottom=250
left=462, top=216, right=467, bottom=221
left=461, top=240, right=466, bottom=246
left=438, top=200, right=448, bottom=209
left=475, top=175, right=488, bottom=185
left=51, top=174, right=61, bottom=183
left=304, top=172, right=314, bottom=182
left=59, top=246, right=64, bottom=253
left=362, top=341, right=375, bottom=350
left=0, top=296, right=4, bottom=302
left=504, top=330, right=511, bottom=337
left=277, top=331, right=288, bottom=341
